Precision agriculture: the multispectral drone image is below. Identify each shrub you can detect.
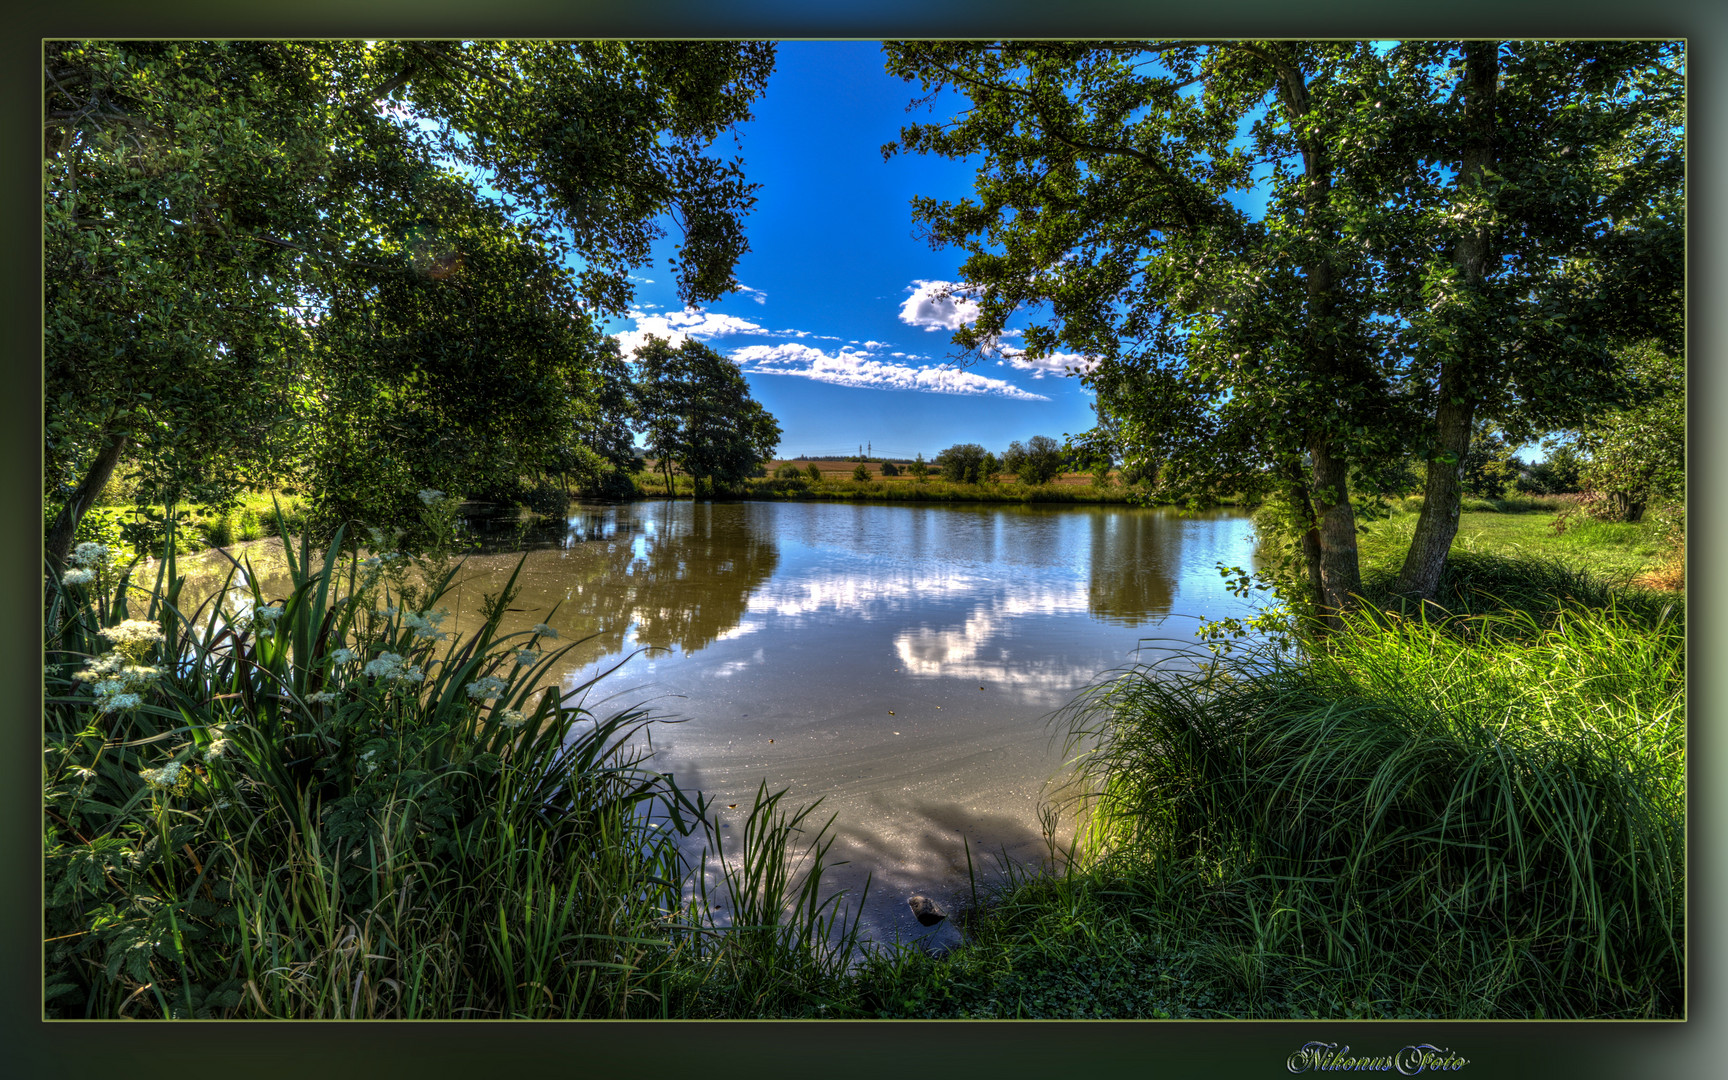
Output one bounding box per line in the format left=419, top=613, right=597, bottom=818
left=851, top=462, right=871, bottom=482
left=879, top=460, right=900, bottom=477
left=806, top=463, right=822, bottom=483
left=775, top=463, right=805, bottom=480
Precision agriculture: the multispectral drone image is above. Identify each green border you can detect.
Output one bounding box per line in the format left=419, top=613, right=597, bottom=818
left=7, top=5, right=1719, bottom=1079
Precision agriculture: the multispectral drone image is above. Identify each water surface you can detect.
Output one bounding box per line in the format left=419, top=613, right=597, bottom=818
left=196, top=499, right=1262, bottom=946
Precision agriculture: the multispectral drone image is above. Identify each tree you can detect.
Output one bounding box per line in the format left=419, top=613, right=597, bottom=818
left=851, top=462, right=871, bottom=481
left=909, top=454, right=929, bottom=482
left=1573, top=341, right=1684, bottom=522
left=885, top=40, right=1683, bottom=616
left=935, top=443, right=989, bottom=484
left=880, top=460, right=900, bottom=477
left=44, top=40, right=777, bottom=563
left=1010, top=435, right=1065, bottom=485
left=1516, top=443, right=1582, bottom=496
left=1385, top=42, right=1684, bottom=597
left=631, top=337, right=781, bottom=498
left=44, top=41, right=341, bottom=565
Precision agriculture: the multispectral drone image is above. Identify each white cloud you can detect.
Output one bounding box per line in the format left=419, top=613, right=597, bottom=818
left=999, top=344, right=1099, bottom=379
left=898, top=279, right=981, bottom=333
left=730, top=343, right=1048, bottom=402
left=612, top=306, right=774, bottom=356
left=863, top=340, right=889, bottom=349
left=735, top=284, right=768, bottom=305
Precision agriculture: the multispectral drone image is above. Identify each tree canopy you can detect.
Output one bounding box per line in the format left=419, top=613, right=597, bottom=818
left=44, top=39, right=776, bottom=563
left=632, top=337, right=781, bottom=498
left=885, top=40, right=1683, bottom=613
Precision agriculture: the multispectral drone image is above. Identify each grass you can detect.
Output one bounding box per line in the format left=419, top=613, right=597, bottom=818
left=42, top=505, right=864, bottom=1019
left=859, top=584, right=1682, bottom=1020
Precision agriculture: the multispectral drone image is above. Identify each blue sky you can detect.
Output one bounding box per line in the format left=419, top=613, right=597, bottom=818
left=600, top=41, right=1104, bottom=461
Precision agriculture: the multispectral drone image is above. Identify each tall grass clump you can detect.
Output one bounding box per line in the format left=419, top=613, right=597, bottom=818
left=1056, top=597, right=1684, bottom=1018
left=43, top=502, right=858, bottom=1019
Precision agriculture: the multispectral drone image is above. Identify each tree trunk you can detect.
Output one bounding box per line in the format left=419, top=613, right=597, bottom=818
left=1395, top=42, right=1498, bottom=602
left=45, top=432, right=128, bottom=570
left=1309, top=439, right=1361, bottom=624
left=1396, top=387, right=1474, bottom=601
left=1263, top=44, right=1362, bottom=627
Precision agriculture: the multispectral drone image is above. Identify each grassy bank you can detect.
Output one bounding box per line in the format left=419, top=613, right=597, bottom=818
left=828, top=506, right=1684, bottom=1019
left=43, top=514, right=863, bottom=1019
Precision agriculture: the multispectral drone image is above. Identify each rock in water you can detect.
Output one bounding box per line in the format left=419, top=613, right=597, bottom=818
left=907, top=895, right=947, bottom=927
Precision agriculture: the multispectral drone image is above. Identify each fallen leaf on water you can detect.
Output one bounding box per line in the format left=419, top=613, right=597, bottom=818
left=727, top=804, right=737, bottom=809
left=888, top=710, right=895, bottom=715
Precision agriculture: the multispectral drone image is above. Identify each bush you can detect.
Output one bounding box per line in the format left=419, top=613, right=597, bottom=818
left=851, top=462, right=871, bottom=482
left=806, top=463, right=822, bottom=483
left=774, top=463, right=805, bottom=480
left=879, top=460, right=900, bottom=477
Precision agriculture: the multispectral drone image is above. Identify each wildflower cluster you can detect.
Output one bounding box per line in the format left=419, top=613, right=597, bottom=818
left=418, top=488, right=446, bottom=506
left=139, top=759, right=189, bottom=792
left=61, top=541, right=113, bottom=587
left=330, top=647, right=357, bottom=666
left=362, top=651, right=425, bottom=684
left=515, top=649, right=540, bottom=668
left=531, top=623, right=560, bottom=639
left=465, top=675, right=508, bottom=701
left=497, top=708, right=528, bottom=730
left=401, top=607, right=451, bottom=642
left=74, top=620, right=167, bottom=713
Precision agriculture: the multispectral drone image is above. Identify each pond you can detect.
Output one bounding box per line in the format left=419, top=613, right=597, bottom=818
left=196, top=499, right=1264, bottom=948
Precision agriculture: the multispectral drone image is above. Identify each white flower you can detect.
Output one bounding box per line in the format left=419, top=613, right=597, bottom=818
left=98, top=619, right=165, bottom=659
left=306, top=691, right=338, bottom=705
left=99, top=692, right=142, bottom=712
left=514, top=649, right=540, bottom=668
left=497, top=709, right=528, bottom=730
left=417, top=488, right=445, bottom=506
left=329, top=647, right=357, bottom=665
left=71, top=542, right=112, bottom=568
left=203, top=738, right=232, bottom=761
left=253, top=604, right=285, bottom=623
left=363, top=652, right=425, bottom=683
left=465, top=675, right=508, bottom=701
left=401, top=608, right=451, bottom=641
left=140, top=760, right=183, bottom=789
left=61, top=568, right=95, bottom=586
left=531, top=623, right=559, bottom=639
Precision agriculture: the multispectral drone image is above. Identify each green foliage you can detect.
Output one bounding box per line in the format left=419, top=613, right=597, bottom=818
left=43, top=509, right=859, bottom=1019
left=1053, top=589, right=1683, bottom=1018
left=878, top=460, right=900, bottom=477
left=884, top=41, right=1684, bottom=607
left=909, top=454, right=929, bottom=482
left=1574, top=342, right=1684, bottom=522
left=774, top=463, right=805, bottom=480
left=1517, top=443, right=1584, bottom=495
left=935, top=443, right=990, bottom=485
left=851, top=462, right=871, bottom=482
left=632, top=336, right=781, bottom=498
left=45, top=40, right=776, bottom=555
left=806, top=462, right=823, bottom=483
left=1004, top=435, right=1064, bottom=486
